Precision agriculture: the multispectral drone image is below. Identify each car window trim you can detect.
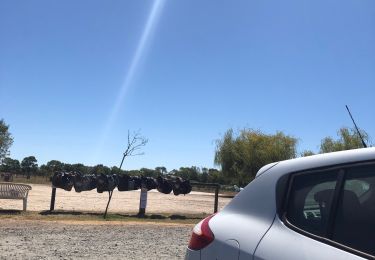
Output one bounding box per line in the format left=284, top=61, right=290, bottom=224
left=325, top=169, right=345, bottom=238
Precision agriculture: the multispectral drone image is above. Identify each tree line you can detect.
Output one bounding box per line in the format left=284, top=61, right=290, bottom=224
left=0, top=157, right=223, bottom=184
left=0, top=119, right=372, bottom=186
left=214, top=127, right=371, bottom=186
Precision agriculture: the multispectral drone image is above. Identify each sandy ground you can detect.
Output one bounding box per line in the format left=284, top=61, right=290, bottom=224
left=0, top=184, right=232, bottom=215
left=0, top=219, right=193, bottom=259
left=0, top=184, right=233, bottom=259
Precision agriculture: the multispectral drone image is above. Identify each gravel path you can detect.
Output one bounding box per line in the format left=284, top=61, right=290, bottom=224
left=0, top=220, right=193, bottom=260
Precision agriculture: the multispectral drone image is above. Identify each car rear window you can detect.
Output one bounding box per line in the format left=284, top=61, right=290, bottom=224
left=283, top=162, right=375, bottom=258
left=286, top=171, right=338, bottom=236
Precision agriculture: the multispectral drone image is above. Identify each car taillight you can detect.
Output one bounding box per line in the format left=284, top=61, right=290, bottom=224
left=188, top=214, right=216, bottom=251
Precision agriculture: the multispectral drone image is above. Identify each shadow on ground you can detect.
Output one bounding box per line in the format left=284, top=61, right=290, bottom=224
left=39, top=210, right=203, bottom=220
left=39, top=210, right=102, bottom=217
left=0, top=209, right=22, bottom=215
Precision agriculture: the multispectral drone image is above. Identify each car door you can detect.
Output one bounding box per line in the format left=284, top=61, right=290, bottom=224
left=254, top=162, right=375, bottom=260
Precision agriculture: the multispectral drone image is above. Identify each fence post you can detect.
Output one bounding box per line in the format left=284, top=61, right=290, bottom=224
left=138, top=187, right=148, bottom=216
left=190, top=182, right=220, bottom=214
left=50, top=187, right=56, bottom=211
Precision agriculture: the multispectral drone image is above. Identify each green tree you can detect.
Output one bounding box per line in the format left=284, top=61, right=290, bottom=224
left=169, top=169, right=178, bottom=175
left=46, top=160, right=64, bottom=174
left=140, top=168, right=158, bottom=177
left=1, top=157, right=20, bottom=173
left=155, top=166, right=167, bottom=175
left=215, top=128, right=298, bottom=185
left=320, top=127, right=370, bottom=153
left=39, top=164, right=50, bottom=177
left=21, top=156, right=38, bottom=179
left=111, top=166, right=125, bottom=175
left=200, top=167, right=209, bottom=183
left=207, top=168, right=224, bottom=184
left=91, top=164, right=111, bottom=175
left=301, top=150, right=315, bottom=157
left=0, top=119, right=13, bottom=162
left=71, top=163, right=88, bottom=174
left=127, top=169, right=141, bottom=176
left=173, top=167, right=200, bottom=181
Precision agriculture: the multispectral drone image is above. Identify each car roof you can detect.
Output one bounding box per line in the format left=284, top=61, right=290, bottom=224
left=256, top=147, right=375, bottom=178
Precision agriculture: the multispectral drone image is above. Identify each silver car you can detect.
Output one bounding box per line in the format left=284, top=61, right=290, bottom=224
left=186, top=148, right=375, bottom=260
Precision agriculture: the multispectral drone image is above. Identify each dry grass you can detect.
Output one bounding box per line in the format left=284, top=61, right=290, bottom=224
left=0, top=209, right=203, bottom=225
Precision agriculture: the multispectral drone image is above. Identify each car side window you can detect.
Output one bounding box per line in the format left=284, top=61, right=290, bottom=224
left=286, top=171, right=338, bottom=236
left=344, top=179, right=370, bottom=198
left=332, top=164, right=375, bottom=256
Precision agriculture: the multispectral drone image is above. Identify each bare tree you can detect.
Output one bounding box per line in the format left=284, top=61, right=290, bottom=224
left=119, top=130, right=148, bottom=169
left=104, top=130, right=148, bottom=218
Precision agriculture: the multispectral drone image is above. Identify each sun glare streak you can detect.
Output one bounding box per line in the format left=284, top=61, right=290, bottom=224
left=92, top=0, right=166, bottom=163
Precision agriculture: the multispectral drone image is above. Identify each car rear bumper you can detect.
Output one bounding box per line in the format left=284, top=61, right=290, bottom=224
left=185, top=248, right=200, bottom=260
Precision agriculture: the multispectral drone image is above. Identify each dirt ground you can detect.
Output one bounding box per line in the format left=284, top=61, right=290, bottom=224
left=0, top=184, right=233, bottom=259
left=0, top=184, right=232, bottom=215
left=0, top=219, right=193, bottom=259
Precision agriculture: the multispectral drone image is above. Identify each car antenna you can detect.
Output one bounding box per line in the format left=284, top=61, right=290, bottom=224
left=345, top=105, right=367, bottom=148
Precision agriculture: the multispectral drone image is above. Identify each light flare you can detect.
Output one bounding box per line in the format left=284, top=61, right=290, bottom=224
left=92, top=0, right=166, bottom=163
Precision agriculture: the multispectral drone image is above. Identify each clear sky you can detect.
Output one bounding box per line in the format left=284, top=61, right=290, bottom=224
left=1, top=0, right=374, bottom=171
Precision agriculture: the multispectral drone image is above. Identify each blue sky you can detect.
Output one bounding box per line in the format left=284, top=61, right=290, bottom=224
left=1, top=0, right=374, bottom=171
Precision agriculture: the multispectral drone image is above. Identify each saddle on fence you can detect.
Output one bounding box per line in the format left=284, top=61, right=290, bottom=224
left=52, top=171, right=74, bottom=191
left=171, top=177, right=192, bottom=196
left=73, top=172, right=97, bottom=192
left=96, top=173, right=119, bottom=193
left=51, top=172, right=192, bottom=196
left=117, top=175, right=141, bottom=191
left=141, top=176, right=158, bottom=191
left=156, top=176, right=173, bottom=194
left=117, top=174, right=131, bottom=191
left=129, top=176, right=142, bottom=190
